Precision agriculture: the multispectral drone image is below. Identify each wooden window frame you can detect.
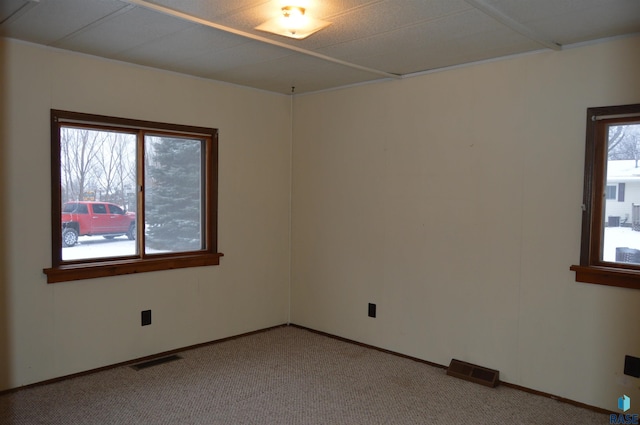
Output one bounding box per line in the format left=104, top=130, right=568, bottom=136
left=43, top=110, right=223, bottom=283
left=571, top=103, right=640, bottom=289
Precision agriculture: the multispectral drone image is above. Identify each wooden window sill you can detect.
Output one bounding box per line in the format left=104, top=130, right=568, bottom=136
left=44, top=253, right=223, bottom=283
left=570, top=264, right=640, bottom=289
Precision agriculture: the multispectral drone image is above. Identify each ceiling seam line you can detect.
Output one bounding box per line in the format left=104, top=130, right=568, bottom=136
left=0, top=0, right=39, bottom=26
left=463, top=0, right=562, bottom=51
left=49, top=5, right=137, bottom=47
left=123, top=0, right=401, bottom=80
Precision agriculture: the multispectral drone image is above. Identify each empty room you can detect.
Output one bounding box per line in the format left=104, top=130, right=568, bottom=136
left=1, top=0, right=640, bottom=423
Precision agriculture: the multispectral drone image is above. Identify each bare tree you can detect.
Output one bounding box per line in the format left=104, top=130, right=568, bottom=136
left=109, top=133, right=136, bottom=208
left=608, top=124, right=640, bottom=165
left=94, top=132, right=131, bottom=203
left=60, top=128, right=104, bottom=204
left=607, top=125, right=626, bottom=155
left=60, top=127, right=137, bottom=210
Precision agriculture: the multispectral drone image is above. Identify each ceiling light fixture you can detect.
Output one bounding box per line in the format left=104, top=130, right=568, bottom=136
left=255, top=5, right=331, bottom=40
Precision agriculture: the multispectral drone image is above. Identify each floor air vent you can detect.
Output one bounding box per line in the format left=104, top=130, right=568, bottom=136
left=131, top=355, right=182, bottom=371
left=446, top=359, right=499, bottom=387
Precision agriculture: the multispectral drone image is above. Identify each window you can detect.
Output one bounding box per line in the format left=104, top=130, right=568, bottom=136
left=109, top=204, right=124, bottom=215
left=618, top=183, right=625, bottom=202
left=44, top=110, right=222, bottom=283
left=571, top=103, right=640, bottom=289
left=92, top=204, right=107, bottom=214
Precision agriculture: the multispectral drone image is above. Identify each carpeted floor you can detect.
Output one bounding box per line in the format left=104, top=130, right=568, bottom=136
left=0, top=325, right=609, bottom=424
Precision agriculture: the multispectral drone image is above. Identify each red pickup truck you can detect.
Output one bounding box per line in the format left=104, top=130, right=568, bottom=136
left=61, top=201, right=136, bottom=247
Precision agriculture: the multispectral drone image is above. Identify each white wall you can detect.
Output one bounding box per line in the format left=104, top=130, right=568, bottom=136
left=291, top=35, right=640, bottom=411
left=0, top=39, right=292, bottom=390
left=3, top=33, right=640, bottom=412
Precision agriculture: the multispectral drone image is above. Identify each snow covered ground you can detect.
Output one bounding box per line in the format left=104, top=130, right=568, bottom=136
left=62, top=236, right=136, bottom=261
left=61, top=235, right=169, bottom=261
left=602, top=226, right=640, bottom=262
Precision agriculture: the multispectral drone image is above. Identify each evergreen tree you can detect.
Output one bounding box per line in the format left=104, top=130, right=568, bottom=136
left=145, top=137, right=203, bottom=251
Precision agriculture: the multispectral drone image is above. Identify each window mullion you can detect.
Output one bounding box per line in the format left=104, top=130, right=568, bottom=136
left=138, top=130, right=146, bottom=259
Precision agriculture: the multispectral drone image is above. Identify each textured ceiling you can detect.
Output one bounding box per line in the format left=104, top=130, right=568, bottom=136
left=2, top=0, right=640, bottom=94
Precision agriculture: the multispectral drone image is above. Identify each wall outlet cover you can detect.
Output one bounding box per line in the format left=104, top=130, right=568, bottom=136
left=141, top=310, right=152, bottom=326
left=624, top=355, right=640, bottom=378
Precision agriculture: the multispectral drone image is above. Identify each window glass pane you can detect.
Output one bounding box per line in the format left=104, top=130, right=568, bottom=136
left=92, top=204, right=107, bottom=214
left=108, top=204, right=124, bottom=214
left=602, top=123, right=640, bottom=263
left=144, top=135, right=203, bottom=254
left=60, top=127, right=137, bottom=261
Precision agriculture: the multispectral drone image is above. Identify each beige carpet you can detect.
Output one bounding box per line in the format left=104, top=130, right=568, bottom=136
left=0, top=326, right=608, bottom=424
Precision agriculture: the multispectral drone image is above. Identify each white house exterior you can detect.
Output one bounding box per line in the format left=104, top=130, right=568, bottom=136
left=605, top=160, right=640, bottom=227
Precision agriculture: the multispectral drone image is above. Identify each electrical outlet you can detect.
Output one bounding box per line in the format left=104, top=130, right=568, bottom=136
left=141, top=310, right=152, bottom=326
left=368, top=303, right=376, bottom=318
left=624, top=355, right=640, bottom=378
